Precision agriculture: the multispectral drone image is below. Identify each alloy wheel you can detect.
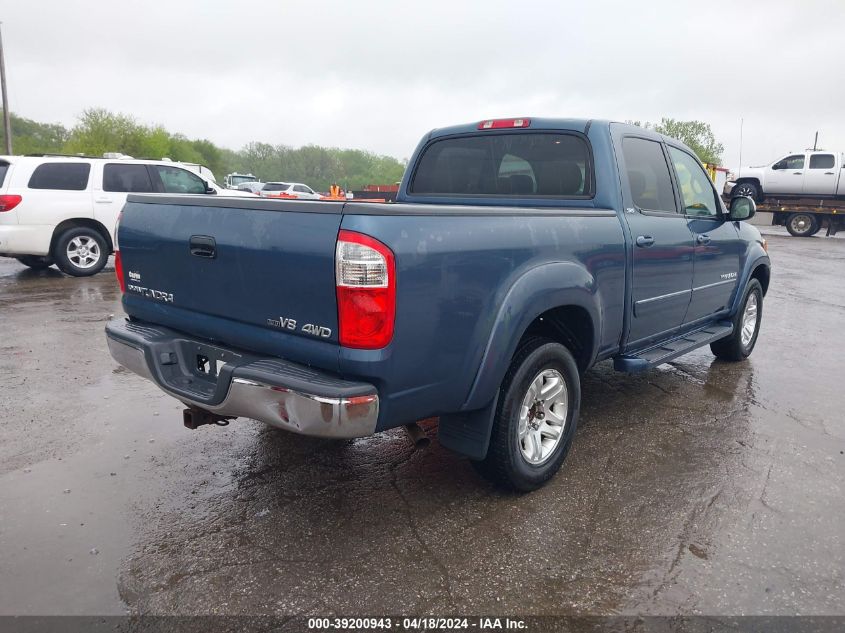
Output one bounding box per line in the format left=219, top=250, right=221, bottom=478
left=517, top=369, right=569, bottom=465
left=66, top=236, right=101, bottom=270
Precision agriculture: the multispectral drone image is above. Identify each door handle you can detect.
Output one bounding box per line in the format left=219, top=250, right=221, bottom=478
left=635, top=235, right=655, bottom=248
left=94, top=197, right=113, bottom=203
left=792, top=171, right=803, bottom=175
left=189, top=235, right=216, bottom=259
left=697, top=234, right=711, bottom=244
left=825, top=172, right=835, bottom=175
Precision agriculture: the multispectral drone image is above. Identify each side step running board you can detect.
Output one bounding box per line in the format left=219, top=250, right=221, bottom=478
left=614, top=322, right=733, bottom=373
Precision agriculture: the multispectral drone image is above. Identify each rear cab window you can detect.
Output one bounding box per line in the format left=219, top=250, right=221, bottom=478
left=28, top=162, right=91, bottom=190
left=410, top=133, right=593, bottom=198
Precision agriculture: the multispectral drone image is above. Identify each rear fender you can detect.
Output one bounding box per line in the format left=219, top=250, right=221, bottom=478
left=461, top=261, right=599, bottom=411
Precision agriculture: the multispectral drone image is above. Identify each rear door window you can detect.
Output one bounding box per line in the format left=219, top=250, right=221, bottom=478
left=103, top=164, right=154, bottom=192
left=621, top=137, right=677, bottom=213
left=809, top=154, right=835, bottom=169
left=28, top=163, right=91, bottom=190
left=410, top=133, right=592, bottom=197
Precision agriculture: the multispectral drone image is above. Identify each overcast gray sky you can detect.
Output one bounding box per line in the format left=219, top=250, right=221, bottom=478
left=3, top=0, right=844, bottom=169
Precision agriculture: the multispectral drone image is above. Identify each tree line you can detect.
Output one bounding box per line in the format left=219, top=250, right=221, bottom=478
left=627, top=118, right=724, bottom=165
left=1, top=109, right=725, bottom=192
left=0, top=108, right=408, bottom=191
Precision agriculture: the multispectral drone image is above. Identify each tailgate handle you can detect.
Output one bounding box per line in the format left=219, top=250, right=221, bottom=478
left=190, top=235, right=217, bottom=259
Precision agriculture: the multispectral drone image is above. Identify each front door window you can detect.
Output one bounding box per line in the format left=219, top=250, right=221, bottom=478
left=667, top=148, right=719, bottom=218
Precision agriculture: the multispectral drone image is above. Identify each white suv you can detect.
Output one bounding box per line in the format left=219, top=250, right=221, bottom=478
left=258, top=182, right=322, bottom=199
left=0, top=155, right=252, bottom=276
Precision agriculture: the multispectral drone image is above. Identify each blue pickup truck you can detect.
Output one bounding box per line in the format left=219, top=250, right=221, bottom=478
left=106, top=118, right=770, bottom=490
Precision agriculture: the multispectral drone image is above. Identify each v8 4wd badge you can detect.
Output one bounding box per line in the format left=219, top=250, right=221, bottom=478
left=266, top=316, right=331, bottom=338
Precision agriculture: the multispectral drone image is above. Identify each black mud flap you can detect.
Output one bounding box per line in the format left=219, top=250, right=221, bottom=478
left=437, top=395, right=499, bottom=461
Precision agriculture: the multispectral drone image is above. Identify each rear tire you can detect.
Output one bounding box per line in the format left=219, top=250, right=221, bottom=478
left=53, top=227, right=109, bottom=277
left=786, top=213, right=818, bottom=237
left=732, top=181, right=760, bottom=202
left=15, top=255, right=53, bottom=270
left=710, top=279, right=763, bottom=361
left=472, top=338, right=580, bottom=491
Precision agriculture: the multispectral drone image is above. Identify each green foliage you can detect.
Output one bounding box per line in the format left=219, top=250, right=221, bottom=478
left=0, top=111, right=69, bottom=155
left=626, top=117, right=724, bottom=165
left=225, top=143, right=406, bottom=191
left=2, top=107, right=406, bottom=190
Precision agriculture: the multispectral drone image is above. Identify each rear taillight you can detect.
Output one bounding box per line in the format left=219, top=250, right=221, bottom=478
left=0, top=194, right=22, bottom=212
left=114, top=211, right=125, bottom=293
left=336, top=230, right=395, bottom=349
left=114, top=250, right=126, bottom=293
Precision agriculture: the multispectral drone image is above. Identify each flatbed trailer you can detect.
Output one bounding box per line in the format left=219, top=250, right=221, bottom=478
left=723, top=196, right=844, bottom=237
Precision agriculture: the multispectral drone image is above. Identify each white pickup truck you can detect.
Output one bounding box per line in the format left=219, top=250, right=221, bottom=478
left=726, top=150, right=845, bottom=201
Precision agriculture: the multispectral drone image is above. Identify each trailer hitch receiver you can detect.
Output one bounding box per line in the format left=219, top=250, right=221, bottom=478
left=183, top=407, right=233, bottom=430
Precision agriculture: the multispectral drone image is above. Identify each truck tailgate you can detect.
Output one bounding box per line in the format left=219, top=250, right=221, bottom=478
left=117, top=195, right=343, bottom=369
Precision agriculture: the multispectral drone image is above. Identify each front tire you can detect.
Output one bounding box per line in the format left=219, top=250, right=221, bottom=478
left=786, top=213, right=818, bottom=237
left=53, top=227, right=109, bottom=277
left=732, top=181, right=760, bottom=202
left=15, top=255, right=53, bottom=270
left=473, top=338, right=580, bottom=491
left=710, top=279, right=763, bottom=361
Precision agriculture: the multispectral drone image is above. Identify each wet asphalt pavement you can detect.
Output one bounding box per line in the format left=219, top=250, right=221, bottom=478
left=0, top=222, right=843, bottom=619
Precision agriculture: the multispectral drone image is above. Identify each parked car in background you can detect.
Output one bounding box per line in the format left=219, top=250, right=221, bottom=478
left=726, top=150, right=845, bottom=201
left=236, top=181, right=265, bottom=194
left=258, top=181, right=321, bottom=199
left=107, top=117, right=770, bottom=491
left=0, top=155, right=253, bottom=276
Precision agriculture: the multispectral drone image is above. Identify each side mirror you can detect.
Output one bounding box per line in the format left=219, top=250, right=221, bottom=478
left=203, top=181, right=217, bottom=195
left=729, top=196, right=756, bottom=221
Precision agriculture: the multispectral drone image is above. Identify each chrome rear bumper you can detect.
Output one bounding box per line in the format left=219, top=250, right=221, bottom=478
left=105, top=320, right=379, bottom=438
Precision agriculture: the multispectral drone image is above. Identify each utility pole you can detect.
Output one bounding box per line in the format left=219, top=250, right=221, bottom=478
left=0, top=23, right=11, bottom=154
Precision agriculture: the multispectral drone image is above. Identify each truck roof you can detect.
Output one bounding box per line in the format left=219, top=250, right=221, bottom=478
left=427, top=117, right=598, bottom=140
left=425, top=118, right=672, bottom=144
